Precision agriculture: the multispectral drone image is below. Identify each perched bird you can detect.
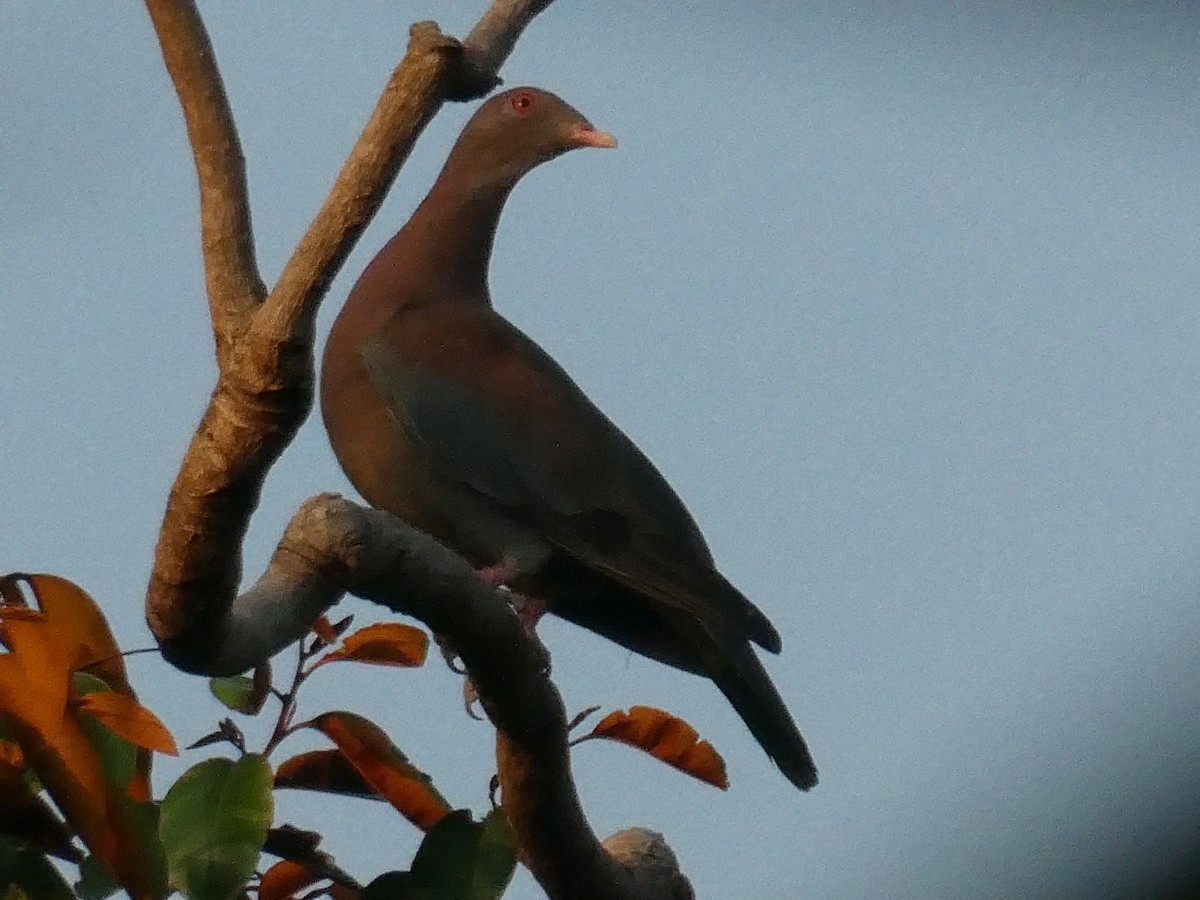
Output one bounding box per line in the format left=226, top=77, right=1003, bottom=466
left=320, top=87, right=818, bottom=790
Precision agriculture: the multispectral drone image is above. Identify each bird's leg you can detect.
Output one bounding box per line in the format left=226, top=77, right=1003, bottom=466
left=439, top=560, right=513, bottom=673
left=435, top=634, right=485, bottom=720
left=510, top=592, right=547, bottom=633
left=456, top=564, right=550, bottom=717
left=477, top=561, right=515, bottom=590
left=461, top=677, right=484, bottom=721
left=455, top=593, right=549, bottom=719
left=508, top=592, right=552, bottom=677
left=475, top=559, right=548, bottom=655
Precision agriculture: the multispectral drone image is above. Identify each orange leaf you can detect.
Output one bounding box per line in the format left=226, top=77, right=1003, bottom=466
left=259, top=860, right=322, bottom=900
left=275, top=749, right=380, bottom=800
left=587, top=706, right=729, bottom=789
left=258, top=863, right=361, bottom=900
left=0, top=608, right=74, bottom=730
left=260, top=826, right=361, bottom=898
left=0, top=573, right=161, bottom=895
left=308, top=712, right=449, bottom=830
left=316, top=623, right=429, bottom=670
left=76, top=690, right=178, bottom=756
left=312, top=615, right=340, bottom=645
left=1, top=574, right=131, bottom=692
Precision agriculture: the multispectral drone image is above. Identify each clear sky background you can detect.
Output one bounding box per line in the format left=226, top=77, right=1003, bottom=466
left=4, top=2, right=1199, bottom=898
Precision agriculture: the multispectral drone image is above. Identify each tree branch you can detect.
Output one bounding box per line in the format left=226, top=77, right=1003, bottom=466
left=259, top=22, right=457, bottom=346
left=461, top=0, right=556, bottom=87
left=222, top=494, right=692, bottom=900
left=143, top=0, right=264, bottom=346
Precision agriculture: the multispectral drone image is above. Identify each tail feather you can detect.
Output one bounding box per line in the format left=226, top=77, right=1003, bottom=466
left=669, top=610, right=817, bottom=791
left=540, top=560, right=817, bottom=790
left=712, top=634, right=818, bottom=790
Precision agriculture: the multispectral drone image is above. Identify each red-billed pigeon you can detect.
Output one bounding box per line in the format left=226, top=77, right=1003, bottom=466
left=320, top=87, right=818, bottom=791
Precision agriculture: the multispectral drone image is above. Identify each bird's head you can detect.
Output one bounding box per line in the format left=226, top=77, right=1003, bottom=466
left=447, top=87, right=617, bottom=191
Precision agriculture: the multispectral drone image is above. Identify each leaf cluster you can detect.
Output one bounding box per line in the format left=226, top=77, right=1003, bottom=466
left=1, top=574, right=723, bottom=899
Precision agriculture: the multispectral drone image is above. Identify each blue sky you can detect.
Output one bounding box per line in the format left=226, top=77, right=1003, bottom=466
left=4, top=2, right=1199, bottom=897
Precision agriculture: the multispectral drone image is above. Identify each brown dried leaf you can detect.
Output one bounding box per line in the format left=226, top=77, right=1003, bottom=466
left=566, top=704, right=602, bottom=733
left=312, top=615, right=340, bottom=646
left=248, top=662, right=273, bottom=714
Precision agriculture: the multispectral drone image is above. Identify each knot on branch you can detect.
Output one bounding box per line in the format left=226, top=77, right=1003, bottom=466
left=409, top=20, right=501, bottom=102
left=604, top=829, right=695, bottom=900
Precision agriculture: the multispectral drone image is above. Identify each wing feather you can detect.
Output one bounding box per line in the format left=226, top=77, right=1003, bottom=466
left=362, top=303, right=781, bottom=651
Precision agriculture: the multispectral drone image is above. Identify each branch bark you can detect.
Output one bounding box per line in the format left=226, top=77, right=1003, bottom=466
left=240, top=495, right=692, bottom=900
left=141, top=2, right=692, bottom=898
left=461, top=0, right=556, bottom=85
left=143, top=0, right=264, bottom=345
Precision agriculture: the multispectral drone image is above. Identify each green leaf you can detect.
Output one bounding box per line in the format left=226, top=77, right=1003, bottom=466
left=75, top=853, right=121, bottom=899
left=473, top=808, right=517, bottom=898
left=409, top=809, right=476, bottom=899
left=159, top=755, right=273, bottom=900
left=362, top=871, right=420, bottom=900
left=398, top=808, right=516, bottom=900
left=0, top=839, right=76, bottom=900
left=208, top=676, right=256, bottom=715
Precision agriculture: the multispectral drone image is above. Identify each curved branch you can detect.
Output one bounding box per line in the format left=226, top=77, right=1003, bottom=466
left=223, top=494, right=691, bottom=900
left=143, top=0, right=264, bottom=343
left=461, top=0, right=556, bottom=88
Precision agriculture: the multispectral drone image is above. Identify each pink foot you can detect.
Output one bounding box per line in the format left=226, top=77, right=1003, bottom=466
left=511, top=593, right=551, bottom=674
left=477, top=562, right=514, bottom=590
left=512, top=593, right=547, bottom=633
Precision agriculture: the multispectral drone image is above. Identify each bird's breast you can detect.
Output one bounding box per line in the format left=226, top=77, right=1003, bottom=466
left=321, top=332, right=551, bottom=575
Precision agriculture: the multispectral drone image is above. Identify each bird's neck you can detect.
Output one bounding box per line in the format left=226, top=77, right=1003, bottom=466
left=391, top=160, right=518, bottom=304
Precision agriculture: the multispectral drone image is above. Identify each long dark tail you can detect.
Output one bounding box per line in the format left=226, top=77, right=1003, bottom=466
left=543, top=562, right=818, bottom=790
left=712, top=632, right=818, bottom=790
left=669, top=610, right=818, bottom=791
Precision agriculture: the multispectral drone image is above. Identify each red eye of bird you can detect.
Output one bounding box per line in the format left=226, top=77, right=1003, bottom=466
left=510, top=92, right=534, bottom=114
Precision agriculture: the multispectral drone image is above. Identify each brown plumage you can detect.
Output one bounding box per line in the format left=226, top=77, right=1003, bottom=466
left=320, top=87, right=817, bottom=790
